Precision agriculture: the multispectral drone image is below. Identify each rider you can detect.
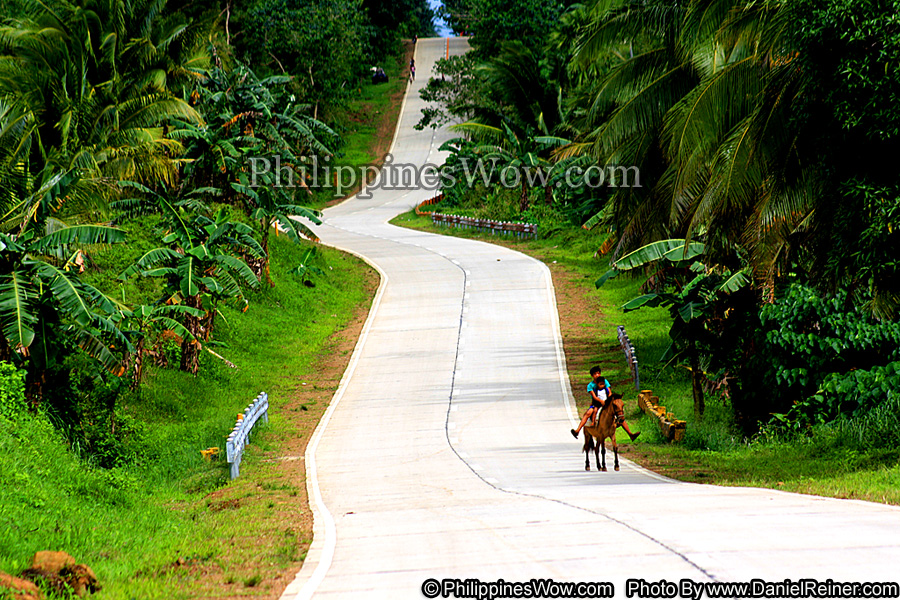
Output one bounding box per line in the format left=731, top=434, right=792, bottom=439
left=571, top=366, right=640, bottom=441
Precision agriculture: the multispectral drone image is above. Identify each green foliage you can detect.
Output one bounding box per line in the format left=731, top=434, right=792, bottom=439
left=789, top=0, right=900, bottom=142
left=444, top=0, right=566, bottom=57
left=826, top=390, right=900, bottom=452
left=50, top=353, right=146, bottom=469
left=548, top=0, right=900, bottom=311
left=821, top=182, right=900, bottom=319
left=0, top=0, right=205, bottom=184
left=0, top=235, right=374, bottom=594
left=755, top=284, right=900, bottom=432
left=0, top=360, right=26, bottom=420
left=416, top=54, right=485, bottom=130
left=760, top=285, right=900, bottom=390
left=0, top=217, right=129, bottom=390
left=364, top=0, right=436, bottom=59
left=172, top=63, right=331, bottom=274
left=598, top=240, right=751, bottom=418
left=241, top=0, right=369, bottom=108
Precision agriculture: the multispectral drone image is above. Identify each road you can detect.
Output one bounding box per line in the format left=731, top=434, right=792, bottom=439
left=281, top=37, right=900, bottom=600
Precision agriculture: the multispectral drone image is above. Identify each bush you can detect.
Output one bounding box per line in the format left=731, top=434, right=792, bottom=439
left=0, top=361, right=27, bottom=421
left=750, top=284, right=900, bottom=423
left=44, top=353, right=145, bottom=469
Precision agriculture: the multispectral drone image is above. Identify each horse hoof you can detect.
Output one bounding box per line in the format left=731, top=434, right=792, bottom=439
left=585, top=466, right=590, bottom=471
left=614, top=466, right=620, bottom=471
left=600, top=467, right=607, bottom=472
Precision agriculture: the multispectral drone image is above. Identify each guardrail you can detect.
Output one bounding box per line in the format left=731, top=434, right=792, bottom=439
left=617, top=325, right=639, bottom=391
left=416, top=193, right=443, bottom=215
left=415, top=195, right=539, bottom=239
left=226, top=392, right=269, bottom=479
left=430, top=213, right=538, bottom=239
left=638, top=390, right=687, bottom=441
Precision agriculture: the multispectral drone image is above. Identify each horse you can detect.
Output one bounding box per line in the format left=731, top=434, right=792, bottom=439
left=582, top=393, right=625, bottom=472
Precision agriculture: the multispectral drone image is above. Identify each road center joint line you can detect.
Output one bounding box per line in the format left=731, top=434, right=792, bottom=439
left=322, top=218, right=716, bottom=583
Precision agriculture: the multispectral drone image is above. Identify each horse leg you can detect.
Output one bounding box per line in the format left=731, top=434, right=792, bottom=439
left=583, top=434, right=592, bottom=471
left=599, top=440, right=607, bottom=472
left=584, top=438, right=591, bottom=471
left=613, top=442, right=619, bottom=471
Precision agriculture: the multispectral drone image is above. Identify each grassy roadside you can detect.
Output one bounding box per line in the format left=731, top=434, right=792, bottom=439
left=0, top=236, right=377, bottom=599
left=1, top=43, right=418, bottom=600
left=391, top=210, right=900, bottom=506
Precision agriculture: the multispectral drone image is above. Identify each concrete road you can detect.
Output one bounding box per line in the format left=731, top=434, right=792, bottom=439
left=281, top=38, right=900, bottom=600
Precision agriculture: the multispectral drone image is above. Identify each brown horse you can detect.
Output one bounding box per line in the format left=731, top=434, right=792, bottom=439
left=582, top=393, right=624, bottom=472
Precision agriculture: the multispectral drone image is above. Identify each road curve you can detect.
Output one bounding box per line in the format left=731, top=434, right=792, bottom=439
left=281, top=38, right=900, bottom=600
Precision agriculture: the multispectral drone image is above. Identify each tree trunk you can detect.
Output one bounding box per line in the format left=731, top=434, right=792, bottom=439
left=689, top=343, right=705, bottom=419
left=261, top=222, right=273, bottom=287
left=130, top=335, right=145, bottom=391
left=180, top=295, right=203, bottom=375
left=519, top=182, right=530, bottom=213
left=202, top=306, right=216, bottom=341
left=246, top=221, right=274, bottom=287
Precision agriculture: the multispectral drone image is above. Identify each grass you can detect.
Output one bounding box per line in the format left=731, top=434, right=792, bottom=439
left=391, top=208, right=900, bottom=506
left=0, top=236, right=375, bottom=597
left=1, top=41, right=404, bottom=598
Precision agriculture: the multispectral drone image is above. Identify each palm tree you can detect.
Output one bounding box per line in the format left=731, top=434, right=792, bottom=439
left=564, top=0, right=830, bottom=300
left=0, top=0, right=206, bottom=185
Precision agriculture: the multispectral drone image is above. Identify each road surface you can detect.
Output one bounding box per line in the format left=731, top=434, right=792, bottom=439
left=281, top=37, right=900, bottom=600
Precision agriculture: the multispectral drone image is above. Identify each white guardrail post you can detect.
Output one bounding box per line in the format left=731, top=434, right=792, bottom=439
left=226, top=392, right=269, bottom=479
left=617, top=326, right=640, bottom=391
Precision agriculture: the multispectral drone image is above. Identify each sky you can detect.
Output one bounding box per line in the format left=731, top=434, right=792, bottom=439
left=428, top=0, right=453, bottom=37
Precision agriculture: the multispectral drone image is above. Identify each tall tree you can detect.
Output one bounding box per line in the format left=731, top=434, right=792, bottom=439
left=0, top=0, right=207, bottom=185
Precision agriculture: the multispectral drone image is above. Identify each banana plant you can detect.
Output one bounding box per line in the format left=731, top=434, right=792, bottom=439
left=230, top=169, right=322, bottom=286
left=598, top=239, right=750, bottom=417
left=0, top=224, right=129, bottom=401
left=119, top=208, right=264, bottom=374
left=120, top=304, right=205, bottom=389
left=169, top=64, right=335, bottom=281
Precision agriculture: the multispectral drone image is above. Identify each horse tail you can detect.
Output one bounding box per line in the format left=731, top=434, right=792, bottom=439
left=583, top=434, right=594, bottom=454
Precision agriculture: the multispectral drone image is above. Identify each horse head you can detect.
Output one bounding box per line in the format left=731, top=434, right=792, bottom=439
left=606, top=393, right=625, bottom=421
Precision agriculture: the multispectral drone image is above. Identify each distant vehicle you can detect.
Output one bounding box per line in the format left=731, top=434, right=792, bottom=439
left=371, top=66, right=388, bottom=84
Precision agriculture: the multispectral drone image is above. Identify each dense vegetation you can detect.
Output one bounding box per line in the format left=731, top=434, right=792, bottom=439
left=0, top=0, right=431, bottom=592
left=419, top=0, right=900, bottom=449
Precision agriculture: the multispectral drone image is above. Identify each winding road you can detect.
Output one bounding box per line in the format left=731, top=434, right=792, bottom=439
left=281, top=38, right=900, bottom=600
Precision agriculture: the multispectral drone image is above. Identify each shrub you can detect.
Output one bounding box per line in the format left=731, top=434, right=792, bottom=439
left=751, top=284, right=900, bottom=424
left=0, top=361, right=27, bottom=421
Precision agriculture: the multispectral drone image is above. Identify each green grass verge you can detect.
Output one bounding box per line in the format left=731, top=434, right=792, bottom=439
left=0, top=236, right=374, bottom=597
left=391, top=209, right=900, bottom=506
left=1, top=42, right=407, bottom=596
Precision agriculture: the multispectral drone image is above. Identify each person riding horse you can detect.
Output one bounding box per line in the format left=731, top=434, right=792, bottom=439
left=571, top=366, right=640, bottom=441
